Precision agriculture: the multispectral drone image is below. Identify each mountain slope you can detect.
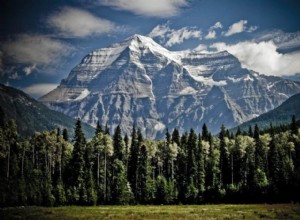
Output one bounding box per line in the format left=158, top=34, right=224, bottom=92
left=40, top=34, right=300, bottom=137
left=0, top=84, right=95, bottom=139
left=232, top=92, right=300, bottom=132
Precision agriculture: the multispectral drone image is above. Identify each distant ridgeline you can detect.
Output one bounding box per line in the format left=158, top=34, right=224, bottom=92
left=230, top=92, right=300, bottom=134
left=0, top=116, right=300, bottom=206
left=0, top=83, right=95, bottom=139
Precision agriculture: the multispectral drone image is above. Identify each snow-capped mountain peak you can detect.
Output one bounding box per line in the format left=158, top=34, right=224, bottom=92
left=40, top=34, right=300, bottom=137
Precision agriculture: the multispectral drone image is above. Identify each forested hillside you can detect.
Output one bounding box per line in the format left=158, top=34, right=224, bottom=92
left=0, top=84, right=94, bottom=139
left=0, top=117, right=300, bottom=206
left=232, top=93, right=300, bottom=132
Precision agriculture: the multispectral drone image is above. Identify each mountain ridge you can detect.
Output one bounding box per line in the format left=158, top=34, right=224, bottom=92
left=0, top=83, right=95, bottom=139
left=230, top=92, right=300, bottom=132
left=40, top=34, right=300, bottom=137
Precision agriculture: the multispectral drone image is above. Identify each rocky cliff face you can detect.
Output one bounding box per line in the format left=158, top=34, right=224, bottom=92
left=40, top=34, right=300, bottom=137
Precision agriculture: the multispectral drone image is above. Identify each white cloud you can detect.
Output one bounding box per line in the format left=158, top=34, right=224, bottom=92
left=165, top=27, right=202, bottom=47
left=223, top=20, right=248, bottom=36
left=205, top=30, right=216, bottom=39
left=149, top=23, right=202, bottom=47
left=22, top=83, right=58, bottom=99
left=223, top=20, right=257, bottom=37
left=148, top=23, right=171, bottom=42
left=204, top=22, right=223, bottom=40
left=210, top=40, right=300, bottom=76
left=210, top=22, right=223, bottom=30
left=193, top=44, right=208, bottom=52
left=47, top=7, right=115, bottom=38
left=1, top=34, right=73, bottom=66
left=100, top=0, right=188, bottom=17
left=23, top=64, right=37, bottom=75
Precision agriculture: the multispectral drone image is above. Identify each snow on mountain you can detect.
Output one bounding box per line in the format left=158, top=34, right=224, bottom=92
left=40, top=34, right=300, bottom=137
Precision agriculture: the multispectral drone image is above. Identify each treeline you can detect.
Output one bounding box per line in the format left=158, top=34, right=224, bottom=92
left=0, top=117, right=300, bottom=206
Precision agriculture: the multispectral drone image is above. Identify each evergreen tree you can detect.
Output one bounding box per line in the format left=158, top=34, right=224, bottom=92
left=202, top=123, right=209, bottom=141
left=62, top=128, right=69, bottom=142
left=95, top=120, right=103, bottom=135
left=137, top=145, right=148, bottom=203
left=104, top=123, right=110, bottom=135
left=268, top=125, right=280, bottom=190
left=113, top=125, right=125, bottom=162
left=248, top=126, right=253, bottom=137
left=219, top=125, right=230, bottom=186
left=67, top=119, right=86, bottom=204
left=236, top=126, right=242, bottom=137
left=291, top=115, right=298, bottom=135
left=128, top=126, right=139, bottom=201
left=171, top=128, right=180, bottom=146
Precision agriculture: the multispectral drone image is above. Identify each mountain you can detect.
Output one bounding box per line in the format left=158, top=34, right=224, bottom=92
left=231, top=92, right=300, bottom=132
left=40, top=34, right=300, bottom=137
left=0, top=84, right=95, bottom=139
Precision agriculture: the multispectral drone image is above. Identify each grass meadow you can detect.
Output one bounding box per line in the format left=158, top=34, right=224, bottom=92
left=1, top=204, right=300, bottom=219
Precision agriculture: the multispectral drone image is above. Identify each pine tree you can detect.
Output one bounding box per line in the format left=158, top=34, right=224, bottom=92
left=68, top=119, right=86, bottom=204
left=291, top=115, right=298, bottom=135
left=254, top=125, right=263, bottom=168
left=95, top=120, right=103, bottom=135
left=202, top=123, right=209, bottom=141
left=124, top=133, right=130, bottom=176
left=137, top=145, right=148, bottom=203
left=171, top=128, right=180, bottom=146
left=62, top=128, right=69, bottom=142
left=128, top=126, right=139, bottom=201
left=104, top=123, right=110, bottom=135
left=113, top=125, right=125, bottom=162
left=248, top=126, right=253, bottom=137
left=219, top=125, right=230, bottom=186
left=236, top=126, right=242, bottom=136
left=268, top=124, right=280, bottom=189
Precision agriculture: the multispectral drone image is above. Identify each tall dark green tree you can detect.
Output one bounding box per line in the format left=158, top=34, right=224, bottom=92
left=202, top=123, right=209, bottom=142
left=95, top=121, right=103, bottom=135
left=219, top=125, right=230, bottom=186
left=113, top=125, right=125, bottom=162
left=67, top=119, right=86, bottom=204
left=291, top=115, right=298, bottom=135
left=128, top=126, right=139, bottom=201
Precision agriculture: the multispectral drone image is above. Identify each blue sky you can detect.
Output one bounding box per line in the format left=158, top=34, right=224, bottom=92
left=1, top=0, right=300, bottom=98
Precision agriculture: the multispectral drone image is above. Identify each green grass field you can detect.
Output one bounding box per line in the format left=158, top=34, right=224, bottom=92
left=1, top=204, right=300, bottom=219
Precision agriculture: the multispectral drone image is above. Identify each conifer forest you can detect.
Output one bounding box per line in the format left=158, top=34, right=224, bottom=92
left=1, top=117, right=300, bottom=207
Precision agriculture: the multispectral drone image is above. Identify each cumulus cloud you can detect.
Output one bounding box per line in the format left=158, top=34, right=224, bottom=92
left=22, top=83, right=58, bottom=99
left=148, top=23, right=171, bottom=42
left=165, top=27, right=201, bottom=47
left=23, top=64, right=37, bottom=75
left=1, top=34, right=73, bottom=66
left=210, top=22, right=223, bottom=30
left=100, top=0, right=188, bottom=17
left=205, top=30, right=216, bottom=39
left=47, top=7, right=115, bottom=38
left=204, top=22, right=223, bottom=39
left=193, top=44, right=208, bottom=52
left=210, top=40, right=300, bottom=76
left=223, top=20, right=257, bottom=37
left=149, top=23, right=202, bottom=47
